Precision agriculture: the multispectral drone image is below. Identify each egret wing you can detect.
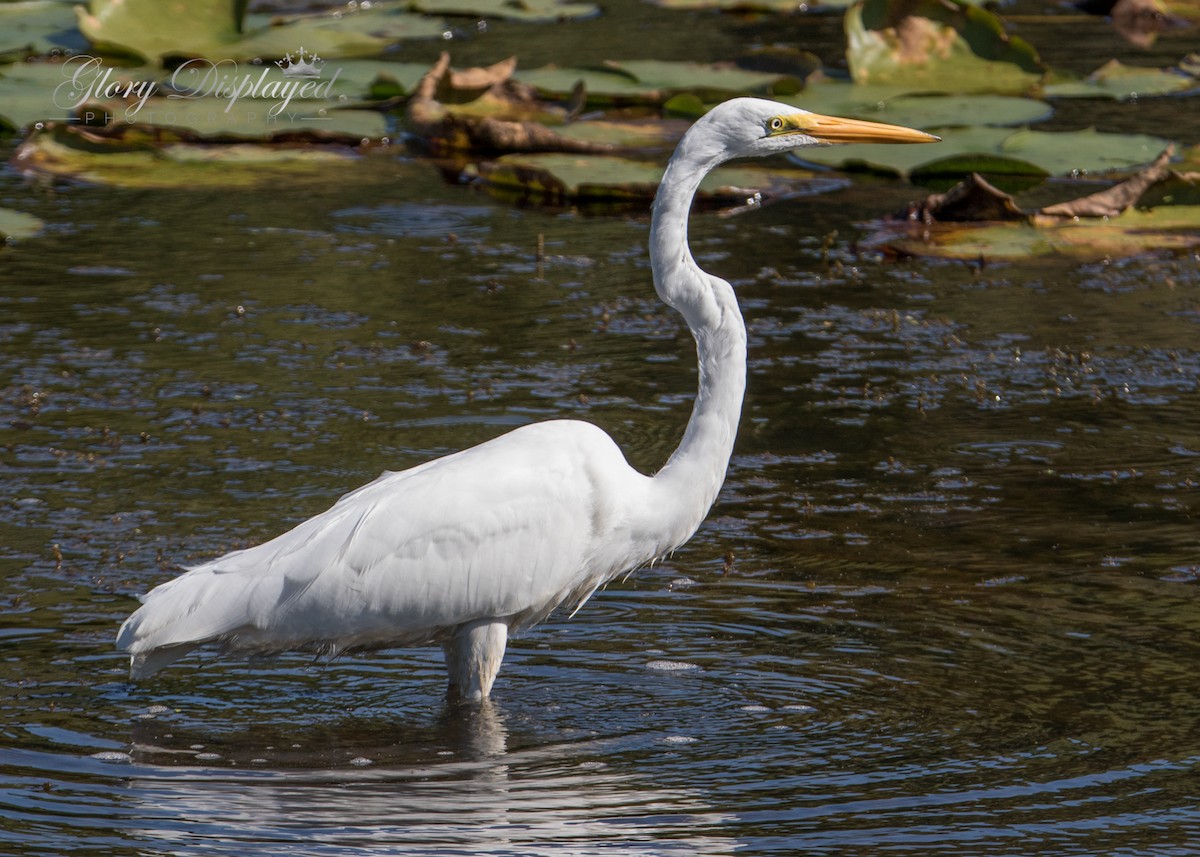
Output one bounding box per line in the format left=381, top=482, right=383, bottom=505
left=119, top=421, right=644, bottom=670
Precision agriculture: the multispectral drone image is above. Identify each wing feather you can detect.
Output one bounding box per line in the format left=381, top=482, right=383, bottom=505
left=119, top=420, right=653, bottom=674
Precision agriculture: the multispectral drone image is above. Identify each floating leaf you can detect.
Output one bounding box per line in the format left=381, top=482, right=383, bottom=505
left=516, top=59, right=801, bottom=105
left=648, top=0, right=992, bottom=9
left=846, top=0, right=1045, bottom=95
left=405, top=0, right=600, bottom=22
left=3, top=55, right=390, bottom=140
left=877, top=149, right=1197, bottom=260
left=604, top=60, right=802, bottom=98
left=979, top=128, right=1170, bottom=178
left=647, top=0, right=844, bottom=10
left=76, top=0, right=242, bottom=61
left=554, top=116, right=688, bottom=149
left=13, top=121, right=365, bottom=188
left=875, top=206, right=1200, bottom=260
left=792, top=126, right=1171, bottom=178
left=792, top=126, right=1026, bottom=176
left=115, top=98, right=387, bottom=142
left=781, top=80, right=1052, bottom=129
left=0, top=207, right=44, bottom=241
left=1044, top=58, right=1200, bottom=100
left=734, top=46, right=823, bottom=83
left=474, top=152, right=843, bottom=211
left=0, top=61, right=89, bottom=132
left=255, top=59, right=432, bottom=104
left=76, top=0, right=446, bottom=64
left=0, top=0, right=88, bottom=61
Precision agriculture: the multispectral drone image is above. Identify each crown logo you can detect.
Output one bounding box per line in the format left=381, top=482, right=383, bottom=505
left=275, top=47, right=324, bottom=78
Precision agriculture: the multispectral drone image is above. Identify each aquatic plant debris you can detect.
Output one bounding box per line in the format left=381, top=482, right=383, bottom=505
left=875, top=149, right=1200, bottom=260
left=405, top=53, right=613, bottom=155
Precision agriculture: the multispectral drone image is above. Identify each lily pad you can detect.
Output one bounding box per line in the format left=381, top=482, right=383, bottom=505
left=874, top=205, right=1200, bottom=260
left=13, top=121, right=365, bottom=188
left=515, top=60, right=801, bottom=105
left=405, top=0, right=600, bottom=22
left=647, top=0, right=991, bottom=8
left=555, top=117, right=689, bottom=149
left=0, top=60, right=97, bottom=131
left=473, top=152, right=842, bottom=210
left=107, top=97, right=387, bottom=142
left=0, top=0, right=89, bottom=61
left=4, top=55, right=390, bottom=140
left=77, top=0, right=446, bottom=64
left=0, top=207, right=44, bottom=241
left=1044, top=59, right=1200, bottom=101
left=781, top=81, right=1052, bottom=129
left=648, top=0, right=848, bottom=10
left=791, top=126, right=1171, bottom=178
left=846, top=0, right=1045, bottom=95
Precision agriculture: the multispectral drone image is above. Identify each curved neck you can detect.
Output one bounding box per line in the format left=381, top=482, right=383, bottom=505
left=644, top=149, right=748, bottom=551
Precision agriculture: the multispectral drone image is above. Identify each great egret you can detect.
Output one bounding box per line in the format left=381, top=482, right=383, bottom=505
left=118, top=98, right=936, bottom=700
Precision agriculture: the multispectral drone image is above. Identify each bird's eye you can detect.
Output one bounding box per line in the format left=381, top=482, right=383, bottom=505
left=768, top=117, right=784, bottom=132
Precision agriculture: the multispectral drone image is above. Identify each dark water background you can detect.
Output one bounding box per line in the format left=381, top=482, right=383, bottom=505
left=2, top=1, right=1200, bottom=853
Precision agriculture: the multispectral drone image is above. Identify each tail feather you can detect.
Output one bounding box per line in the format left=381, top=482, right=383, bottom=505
left=129, top=643, right=199, bottom=679
left=118, top=564, right=262, bottom=678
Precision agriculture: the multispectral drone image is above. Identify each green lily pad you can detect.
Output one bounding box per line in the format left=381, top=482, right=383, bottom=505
left=77, top=0, right=446, bottom=64
left=1044, top=59, right=1200, bottom=101
left=14, top=121, right=365, bottom=188
left=982, top=128, right=1170, bottom=178
left=319, top=59, right=433, bottom=102
left=648, top=0, right=991, bottom=8
left=791, top=126, right=1171, bottom=178
left=473, top=152, right=836, bottom=210
left=0, top=207, right=44, bottom=242
left=555, top=117, right=687, bottom=149
left=0, top=60, right=95, bottom=131
left=846, top=0, right=1045, bottom=95
left=76, top=0, right=240, bottom=61
left=115, top=98, right=387, bottom=141
left=237, top=6, right=446, bottom=60
left=647, top=0, right=845, bottom=10
left=405, top=0, right=599, bottom=22
left=0, top=0, right=88, bottom=61
left=780, top=81, right=1052, bottom=129
left=3, top=56, right=389, bottom=139
left=874, top=205, right=1200, bottom=260
left=515, top=60, right=801, bottom=105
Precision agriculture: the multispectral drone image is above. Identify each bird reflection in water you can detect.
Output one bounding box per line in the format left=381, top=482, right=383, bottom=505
left=122, top=698, right=733, bottom=855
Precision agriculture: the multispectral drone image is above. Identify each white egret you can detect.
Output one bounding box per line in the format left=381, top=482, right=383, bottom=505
left=118, top=98, right=936, bottom=700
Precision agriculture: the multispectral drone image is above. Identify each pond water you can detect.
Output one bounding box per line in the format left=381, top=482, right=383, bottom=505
left=3, top=3, right=1200, bottom=855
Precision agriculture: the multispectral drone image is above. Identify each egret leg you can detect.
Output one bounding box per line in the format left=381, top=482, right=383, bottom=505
left=442, top=618, right=508, bottom=701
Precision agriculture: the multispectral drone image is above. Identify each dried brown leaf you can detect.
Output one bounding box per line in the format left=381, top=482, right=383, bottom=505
left=405, top=53, right=612, bottom=156
left=449, top=56, right=518, bottom=91
left=896, top=173, right=1029, bottom=223
left=1038, top=145, right=1174, bottom=219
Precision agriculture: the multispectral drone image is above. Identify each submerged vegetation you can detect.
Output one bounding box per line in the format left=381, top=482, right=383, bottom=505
left=1, top=0, right=1198, bottom=256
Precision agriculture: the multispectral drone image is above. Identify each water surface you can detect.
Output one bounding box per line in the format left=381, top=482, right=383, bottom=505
left=3, top=7, right=1200, bottom=854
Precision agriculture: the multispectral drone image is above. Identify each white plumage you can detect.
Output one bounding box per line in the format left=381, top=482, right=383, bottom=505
left=119, top=98, right=936, bottom=700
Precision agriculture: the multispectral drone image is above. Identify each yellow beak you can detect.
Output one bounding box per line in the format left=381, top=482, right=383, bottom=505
left=779, top=112, right=940, bottom=145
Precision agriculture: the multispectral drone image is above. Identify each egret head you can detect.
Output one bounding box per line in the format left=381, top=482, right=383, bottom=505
left=686, top=97, right=939, bottom=165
